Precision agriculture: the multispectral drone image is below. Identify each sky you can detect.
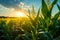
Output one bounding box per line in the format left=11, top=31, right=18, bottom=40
left=0, top=0, right=60, bottom=17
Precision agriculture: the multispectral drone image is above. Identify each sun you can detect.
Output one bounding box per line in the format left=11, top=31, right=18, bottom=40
left=17, top=12, right=26, bottom=17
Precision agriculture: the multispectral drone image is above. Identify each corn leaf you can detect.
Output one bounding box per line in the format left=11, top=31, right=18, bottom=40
left=49, top=0, right=58, bottom=13
left=32, top=5, right=35, bottom=14
left=53, top=11, right=60, bottom=21
left=57, top=4, right=60, bottom=11
left=42, top=0, right=51, bottom=19
left=35, top=8, right=40, bottom=22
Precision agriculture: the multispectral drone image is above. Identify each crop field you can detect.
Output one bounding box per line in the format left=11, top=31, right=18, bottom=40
left=0, top=0, right=60, bottom=40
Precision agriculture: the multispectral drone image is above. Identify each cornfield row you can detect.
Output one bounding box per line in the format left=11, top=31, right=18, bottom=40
left=0, top=0, right=60, bottom=40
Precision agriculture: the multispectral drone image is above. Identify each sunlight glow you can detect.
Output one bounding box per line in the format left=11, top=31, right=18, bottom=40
left=17, top=12, right=26, bottom=17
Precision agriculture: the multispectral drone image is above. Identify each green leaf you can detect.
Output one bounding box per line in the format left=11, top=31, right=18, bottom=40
left=49, top=0, right=58, bottom=13
left=46, top=0, right=50, bottom=5
left=52, top=0, right=58, bottom=5
left=42, top=0, right=51, bottom=19
left=32, top=5, right=35, bottom=14
left=28, top=9, right=30, bottom=16
left=35, top=8, right=40, bottom=23
left=53, top=11, right=60, bottom=20
left=36, top=8, right=40, bottom=18
left=57, top=4, right=60, bottom=11
left=38, top=32, right=53, bottom=40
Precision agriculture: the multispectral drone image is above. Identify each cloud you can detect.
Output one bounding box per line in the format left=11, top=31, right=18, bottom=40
left=18, top=2, right=25, bottom=8
left=23, top=6, right=30, bottom=10
left=18, top=2, right=31, bottom=11
left=0, top=0, right=23, bottom=9
left=0, top=0, right=31, bottom=12
left=20, top=2, right=24, bottom=6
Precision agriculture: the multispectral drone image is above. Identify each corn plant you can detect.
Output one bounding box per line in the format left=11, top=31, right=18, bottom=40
left=0, top=0, right=60, bottom=40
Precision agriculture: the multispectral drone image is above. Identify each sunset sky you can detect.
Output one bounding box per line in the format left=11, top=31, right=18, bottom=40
left=0, top=0, right=60, bottom=17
